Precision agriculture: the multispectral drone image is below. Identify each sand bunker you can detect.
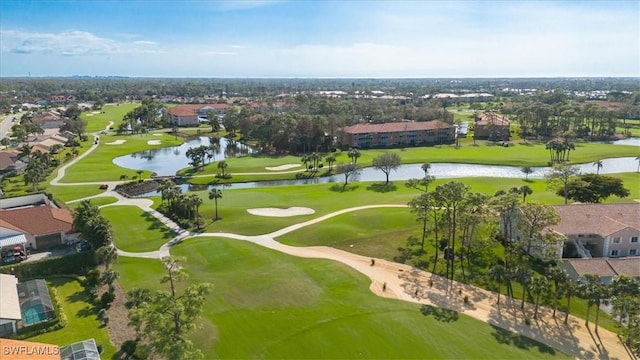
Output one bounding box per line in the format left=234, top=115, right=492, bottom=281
left=85, top=114, right=94, bottom=117
left=265, top=164, right=301, bottom=171
left=247, top=207, right=315, bottom=217
left=105, top=140, right=127, bottom=145
left=153, top=133, right=163, bottom=136
left=92, top=111, right=101, bottom=114
left=148, top=140, right=161, bottom=145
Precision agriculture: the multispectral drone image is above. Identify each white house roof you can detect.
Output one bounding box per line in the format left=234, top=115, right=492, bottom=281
left=0, top=234, right=27, bottom=248
left=0, top=274, right=21, bottom=320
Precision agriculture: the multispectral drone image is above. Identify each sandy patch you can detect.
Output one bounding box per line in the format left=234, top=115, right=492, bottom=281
left=106, top=140, right=127, bottom=145
left=85, top=113, right=94, bottom=117
left=265, top=164, right=301, bottom=171
left=153, top=133, right=163, bottom=136
left=148, top=140, right=161, bottom=145
left=247, top=207, right=315, bottom=217
left=92, top=111, right=101, bottom=114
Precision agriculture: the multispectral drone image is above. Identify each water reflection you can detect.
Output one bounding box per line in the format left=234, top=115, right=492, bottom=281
left=138, top=156, right=639, bottom=197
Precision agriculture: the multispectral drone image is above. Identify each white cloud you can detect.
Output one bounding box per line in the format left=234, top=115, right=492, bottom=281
left=133, top=40, right=156, bottom=45
left=2, top=29, right=119, bottom=56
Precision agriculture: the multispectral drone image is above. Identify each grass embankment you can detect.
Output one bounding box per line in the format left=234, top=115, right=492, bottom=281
left=59, top=133, right=183, bottom=183
left=81, top=102, right=139, bottom=133
left=28, top=277, right=116, bottom=359
left=115, top=238, right=568, bottom=359
left=101, top=206, right=176, bottom=252
left=179, top=141, right=640, bottom=184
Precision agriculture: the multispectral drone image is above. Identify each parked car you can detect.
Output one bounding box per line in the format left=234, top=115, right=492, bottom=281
left=99, top=184, right=108, bottom=189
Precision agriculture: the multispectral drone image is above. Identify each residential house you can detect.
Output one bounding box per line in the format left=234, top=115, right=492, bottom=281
left=337, top=120, right=456, bottom=149
left=168, top=103, right=230, bottom=126
left=0, top=150, right=27, bottom=176
left=29, top=134, right=68, bottom=154
left=473, top=112, right=511, bottom=141
left=506, top=203, right=640, bottom=261
left=552, top=203, right=640, bottom=258
left=0, top=274, right=21, bottom=336
left=0, top=194, right=74, bottom=250
left=31, top=111, right=64, bottom=129
left=561, top=257, right=640, bottom=284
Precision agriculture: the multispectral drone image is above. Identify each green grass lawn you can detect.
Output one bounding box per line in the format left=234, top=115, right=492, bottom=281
left=183, top=172, right=639, bottom=234
left=100, top=206, right=176, bottom=252
left=115, top=238, right=568, bottom=359
left=28, top=276, right=116, bottom=359
left=47, top=185, right=107, bottom=203
left=179, top=141, right=639, bottom=183
left=59, top=133, right=183, bottom=183
left=82, top=103, right=139, bottom=133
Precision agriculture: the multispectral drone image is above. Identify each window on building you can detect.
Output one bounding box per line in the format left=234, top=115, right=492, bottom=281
left=629, top=249, right=638, bottom=256
left=613, top=237, right=621, bottom=244
left=610, top=249, right=619, bottom=257
left=631, top=236, right=638, bottom=243
left=577, top=234, right=584, bottom=238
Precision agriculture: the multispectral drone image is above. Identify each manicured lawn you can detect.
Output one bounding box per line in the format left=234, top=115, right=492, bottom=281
left=116, top=238, right=568, bottom=359
left=81, top=103, right=139, bottom=133
left=59, top=133, right=183, bottom=183
left=179, top=141, right=639, bottom=183
left=47, top=185, right=107, bottom=203
left=101, top=206, right=176, bottom=252
left=28, top=277, right=115, bottom=359
left=185, top=173, right=639, bottom=234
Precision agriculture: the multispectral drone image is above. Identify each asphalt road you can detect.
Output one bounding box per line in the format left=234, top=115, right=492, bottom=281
left=0, top=112, right=21, bottom=140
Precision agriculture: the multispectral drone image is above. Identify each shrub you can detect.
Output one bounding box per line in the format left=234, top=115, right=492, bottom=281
left=0, top=252, right=96, bottom=280
left=99, top=290, right=115, bottom=310
left=120, top=340, right=138, bottom=358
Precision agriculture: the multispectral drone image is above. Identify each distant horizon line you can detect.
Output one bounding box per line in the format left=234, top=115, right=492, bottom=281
left=1, top=75, right=639, bottom=80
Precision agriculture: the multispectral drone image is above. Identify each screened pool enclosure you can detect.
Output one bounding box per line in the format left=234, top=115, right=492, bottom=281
left=17, top=279, right=55, bottom=326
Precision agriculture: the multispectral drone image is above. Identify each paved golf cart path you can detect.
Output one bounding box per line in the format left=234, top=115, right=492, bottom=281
left=47, top=126, right=634, bottom=359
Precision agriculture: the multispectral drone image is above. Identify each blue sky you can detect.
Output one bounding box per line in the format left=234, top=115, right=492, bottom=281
left=0, top=0, right=638, bottom=77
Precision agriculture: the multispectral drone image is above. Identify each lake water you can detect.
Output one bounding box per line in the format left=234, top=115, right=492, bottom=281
left=113, top=136, right=253, bottom=176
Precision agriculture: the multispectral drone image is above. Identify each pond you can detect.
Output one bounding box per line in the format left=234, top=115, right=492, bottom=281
left=138, top=156, right=639, bottom=196
left=112, top=136, right=254, bottom=176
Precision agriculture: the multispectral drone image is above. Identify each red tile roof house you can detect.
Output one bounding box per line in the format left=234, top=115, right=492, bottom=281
left=473, top=112, right=511, bottom=141
left=0, top=196, right=74, bottom=251
left=0, top=150, right=27, bottom=177
left=31, top=111, right=63, bottom=129
left=168, top=104, right=230, bottom=126
left=561, top=257, right=640, bottom=283
left=336, top=120, right=456, bottom=149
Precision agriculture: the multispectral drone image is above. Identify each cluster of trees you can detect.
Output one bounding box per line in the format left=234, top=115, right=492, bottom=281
left=125, top=257, right=212, bottom=360
left=156, top=179, right=205, bottom=229
left=117, top=99, right=167, bottom=134
left=19, top=146, right=57, bottom=191
left=545, top=163, right=630, bottom=204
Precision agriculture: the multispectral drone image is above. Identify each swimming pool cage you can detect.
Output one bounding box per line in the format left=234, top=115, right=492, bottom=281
left=17, top=279, right=55, bottom=326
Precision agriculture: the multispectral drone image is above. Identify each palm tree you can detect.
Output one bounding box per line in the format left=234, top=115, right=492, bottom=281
left=347, top=148, right=361, bottom=164
left=515, top=266, right=532, bottom=311
left=18, top=143, right=32, bottom=160
left=546, top=266, right=568, bottom=318
left=421, top=162, right=431, bottom=176
left=530, top=276, right=550, bottom=319
left=519, top=185, right=533, bottom=202
left=593, top=160, right=603, bottom=175
left=189, top=194, right=203, bottom=229
left=582, top=274, right=604, bottom=329
left=325, top=155, right=336, bottom=171
left=136, top=170, right=144, bottom=181
left=300, top=154, right=310, bottom=170
left=208, top=188, right=223, bottom=220
left=217, top=160, right=228, bottom=176
left=488, top=264, right=507, bottom=307
left=521, top=166, right=533, bottom=180
left=564, top=280, right=579, bottom=324
left=120, top=174, right=128, bottom=184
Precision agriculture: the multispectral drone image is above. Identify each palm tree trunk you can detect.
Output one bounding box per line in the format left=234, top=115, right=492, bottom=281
left=564, top=295, right=572, bottom=324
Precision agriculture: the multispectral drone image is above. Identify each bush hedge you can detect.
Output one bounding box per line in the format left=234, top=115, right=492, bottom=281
left=0, top=252, right=96, bottom=280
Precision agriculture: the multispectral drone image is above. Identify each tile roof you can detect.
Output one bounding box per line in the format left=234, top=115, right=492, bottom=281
left=551, top=203, right=640, bottom=237
left=0, top=206, right=73, bottom=235
left=168, top=105, right=199, bottom=117
left=566, top=258, right=617, bottom=277
left=0, top=150, right=20, bottom=169
left=0, top=339, right=60, bottom=360
left=607, top=258, right=640, bottom=278
left=475, top=112, right=510, bottom=126
left=340, top=120, right=453, bottom=134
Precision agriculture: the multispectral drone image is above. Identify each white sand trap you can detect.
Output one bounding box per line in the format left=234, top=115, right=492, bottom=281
left=105, top=140, right=127, bottom=145
left=247, top=207, right=315, bottom=217
left=148, top=140, right=161, bottom=145
left=265, top=164, right=301, bottom=171
left=153, top=133, right=163, bottom=136
left=85, top=113, right=94, bottom=117
left=92, top=111, right=101, bottom=114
